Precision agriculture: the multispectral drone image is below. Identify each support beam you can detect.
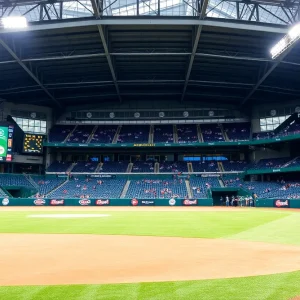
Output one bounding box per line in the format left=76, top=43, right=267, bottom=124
left=0, top=39, right=62, bottom=108
left=181, top=0, right=209, bottom=102
left=97, top=26, right=122, bottom=102
left=0, top=18, right=289, bottom=35
left=90, top=0, right=101, bottom=17
left=240, top=47, right=295, bottom=107
left=3, top=51, right=300, bottom=65
left=90, top=0, right=121, bottom=102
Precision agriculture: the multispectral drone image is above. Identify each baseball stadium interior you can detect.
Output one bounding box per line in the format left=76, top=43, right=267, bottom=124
left=1, top=3, right=300, bottom=208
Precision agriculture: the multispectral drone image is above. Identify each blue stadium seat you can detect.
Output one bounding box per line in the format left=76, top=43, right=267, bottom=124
left=177, top=125, right=199, bottom=144
left=223, top=123, right=250, bottom=141
left=117, top=125, right=149, bottom=143
left=126, top=178, right=188, bottom=199
left=48, top=177, right=127, bottom=199
left=47, top=161, right=72, bottom=172
left=49, top=125, right=74, bottom=142
left=67, top=125, right=93, bottom=144
left=153, top=125, right=173, bottom=143
left=201, top=124, right=225, bottom=142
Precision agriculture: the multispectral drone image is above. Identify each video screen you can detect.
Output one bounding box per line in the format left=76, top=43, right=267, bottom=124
left=23, top=134, right=44, bottom=154
left=0, top=125, right=14, bottom=162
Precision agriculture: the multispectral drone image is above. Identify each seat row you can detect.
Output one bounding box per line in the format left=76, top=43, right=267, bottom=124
left=0, top=174, right=299, bottom=200
left=49, top=123, right=252, bottom=144
left=47, top=157, right=300, bottom=173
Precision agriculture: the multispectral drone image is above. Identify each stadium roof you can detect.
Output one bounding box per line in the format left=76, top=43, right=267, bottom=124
left=0, top=0, right=300, bottom=112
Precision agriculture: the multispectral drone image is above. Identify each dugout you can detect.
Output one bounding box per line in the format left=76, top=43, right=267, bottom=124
left=211, top=188, right=239, bottom=206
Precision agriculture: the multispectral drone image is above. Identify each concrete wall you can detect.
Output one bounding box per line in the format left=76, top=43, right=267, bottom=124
left=12, top=154, right=43, bottom=164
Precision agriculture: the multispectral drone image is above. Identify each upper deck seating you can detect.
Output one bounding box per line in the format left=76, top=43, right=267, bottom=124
left=49, top=125, right=74, bottom=142
left=117, top=125, right=149, bottom=144
left=177, top=125, right=198, bottom=144
left=67, top=125, right=93, bottom=144
left=153, top=125, right=174, bottom=143
left=223, top=123, right=250, bottom=141
left=90, top=125, right=117, bottom=144
left=201, top=124, right=225, bottom=142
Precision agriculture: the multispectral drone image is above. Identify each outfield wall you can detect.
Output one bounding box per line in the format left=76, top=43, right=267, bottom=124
left=256, top=198, right=300, bottom=208
left=0, top=198, right=213, bottom=207
left=1, top=197, right=299, bottom=208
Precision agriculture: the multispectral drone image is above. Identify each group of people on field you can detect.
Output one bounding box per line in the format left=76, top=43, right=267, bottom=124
left=220, top=195, right=254, bottom=207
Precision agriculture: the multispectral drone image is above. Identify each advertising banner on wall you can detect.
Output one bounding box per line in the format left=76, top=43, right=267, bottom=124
left=131, top=198, right=139, bottom=206
left=169, top=198, right=176, bottom=206
left=140, top=200, right=155, bottom=206
left=273, top=199, right=290, bottom=208
left=78, top=199, right=92, bottom=206
left=0, top=125, right=14, bottom=162
left=90, top=175, right=116, bottom=178
left=33, top=198, right=46, bottom=206
left=50, top=199, right=65, bottom=206
left=95, top=199, right=110, bottom=206
left=182, top=199, right=198, bottom=206
left=1, top=197, right=9, bottom=206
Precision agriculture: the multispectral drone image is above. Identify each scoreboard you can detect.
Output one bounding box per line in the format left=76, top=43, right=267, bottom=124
left=23, top=134, right=44, bottom=154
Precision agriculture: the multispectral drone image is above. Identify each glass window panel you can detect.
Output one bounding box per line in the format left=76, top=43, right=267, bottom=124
left=22, top=119, right=29, bottom=126
left=260, top=118, right=267, bottom=125
left=266, top=125, right=274, bottom=131
left=260, top=125, right=267, bottom=131
left=266, top=118, right=273, bottom=125
left=34, top=120, right=41, bottom=126
left=41, top=121, right=47, bottom=128
left=41, top=127, right=46, bottom=134
left=29, top=120, right=35, bottom=126
left=28, top=126, right=34, bottom=132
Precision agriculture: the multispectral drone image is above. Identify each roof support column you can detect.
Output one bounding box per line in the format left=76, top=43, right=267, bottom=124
left=97, top=26, right=122, bottom=103
left=90, top=0, right=121, bottom=102
left=181, top=0, right=209, bottom=102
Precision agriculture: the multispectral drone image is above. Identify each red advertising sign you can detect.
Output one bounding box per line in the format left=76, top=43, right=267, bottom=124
left=95, top=199, right=110, bottom=206
left=182, top=199, right=198, bottom=206
left=274, top=199, right=290, bottom=208
left=131, top=198, right=139, bottom=206
left=50, top=199, right=65, bottom=206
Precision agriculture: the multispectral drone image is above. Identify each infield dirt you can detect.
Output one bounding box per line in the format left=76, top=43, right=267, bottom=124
left=1, top=233, right=300, bottom=286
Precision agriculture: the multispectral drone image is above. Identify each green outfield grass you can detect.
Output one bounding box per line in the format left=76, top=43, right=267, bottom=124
left=1, top=271, right=300, bottom=300
left=0, top=208, right=300, bottom=300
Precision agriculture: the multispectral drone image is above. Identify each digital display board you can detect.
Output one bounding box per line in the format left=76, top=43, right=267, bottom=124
left=0, top=125, right=14, bottom=162
left=23, top=134, right=43, bottom=154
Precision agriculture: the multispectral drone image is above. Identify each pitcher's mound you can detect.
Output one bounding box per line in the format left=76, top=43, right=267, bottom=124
left=1, top=234, right=300, bottom=286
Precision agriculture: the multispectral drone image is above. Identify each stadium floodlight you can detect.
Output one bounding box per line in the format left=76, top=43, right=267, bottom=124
left=270, top=23, right=300, bottom=59
left=1, top=17, right=27, bottom=29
